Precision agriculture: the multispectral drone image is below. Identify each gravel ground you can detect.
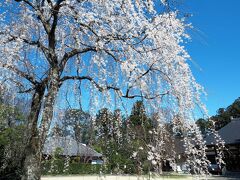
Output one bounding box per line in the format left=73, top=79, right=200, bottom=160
left=41, top=174, right=240, bottom=180
left=40, top=175, right=213, bottom=180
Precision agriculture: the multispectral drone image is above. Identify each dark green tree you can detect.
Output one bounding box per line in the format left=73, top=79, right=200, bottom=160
left=128, top=101, right=153, bottom=140
left=212, top=97, right=240, bottom=130
left=195, top=118, right=209, bottom=134
left=127, top=101, right=153, bottom=174
left=61, top=109, right=92, bottom=144
left=95, top=108, right=114, bottom=140
left=0, top=101, right=26, bottom=179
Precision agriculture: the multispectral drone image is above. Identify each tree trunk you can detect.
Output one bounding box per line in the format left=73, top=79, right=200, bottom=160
left=21, top=85, right=45, bottom=180
left=21, top=141, right=42, bottom=180
left=21, top=68, right=60, bottom=180
left=39, top=68, right=60, bottom=149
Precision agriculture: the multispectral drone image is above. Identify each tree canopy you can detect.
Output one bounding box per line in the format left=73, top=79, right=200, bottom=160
left=0, top=0, right=211, bottom=179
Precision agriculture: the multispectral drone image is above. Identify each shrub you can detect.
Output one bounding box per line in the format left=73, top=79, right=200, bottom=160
left=42, top=161, right=103, bottom=175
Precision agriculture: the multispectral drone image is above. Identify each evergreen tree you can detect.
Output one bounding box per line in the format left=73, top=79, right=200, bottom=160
left=62, top=109, right=92, bottom=144
left=200, top=97, right=240, bottom=131
left=0, top=98, right=26, bottom=179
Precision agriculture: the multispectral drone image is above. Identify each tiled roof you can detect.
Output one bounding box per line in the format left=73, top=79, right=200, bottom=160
left=43, top=136, right=102, bottom=157
left=205, top=118, right=240, bottom=145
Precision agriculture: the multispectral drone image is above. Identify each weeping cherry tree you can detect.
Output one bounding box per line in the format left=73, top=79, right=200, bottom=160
left=0, top=0, right=213, bottom=179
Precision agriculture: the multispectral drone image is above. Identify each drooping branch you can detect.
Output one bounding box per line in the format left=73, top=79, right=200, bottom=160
left=59, top=75, right=104, bottom=91
left=19, top=0, right=51, bottom=34
left=0, top=64, right=38, bottom=85
left=59, top=47, right=97, bottom=71
left=60, top=75, right=169, bottom=100
left=121, top=91, right=170, bottom=100
left=102, top=49, right=123, bottom=63
left=5, top=33, right=50, bottom=61
left=18, top=87, right=35, bottom=94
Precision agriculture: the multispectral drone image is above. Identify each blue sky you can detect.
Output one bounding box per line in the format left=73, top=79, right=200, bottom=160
left=183, top=0, right=240, bottom=117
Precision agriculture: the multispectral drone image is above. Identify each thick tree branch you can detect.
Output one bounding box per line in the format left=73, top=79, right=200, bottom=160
left=48, top=0, right=64, bottom=50
left=1, top=64, right=38, bottom=85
